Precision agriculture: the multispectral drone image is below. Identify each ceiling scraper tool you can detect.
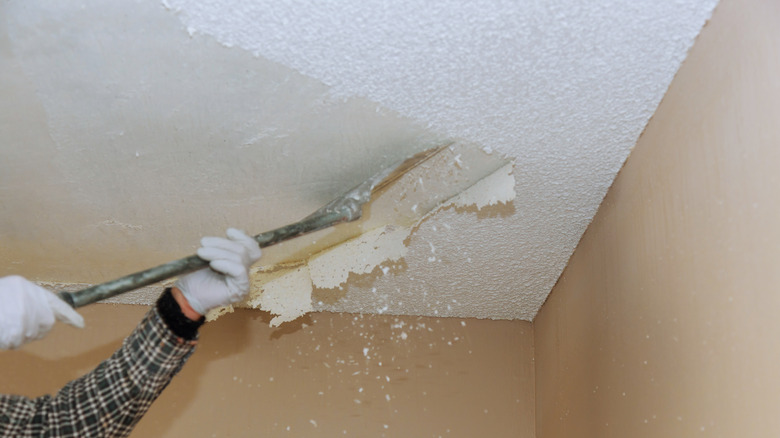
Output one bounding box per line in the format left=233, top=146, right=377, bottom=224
left=58, top=140, right=511, bottom=308
left=57, top=144, right=447, bottom=308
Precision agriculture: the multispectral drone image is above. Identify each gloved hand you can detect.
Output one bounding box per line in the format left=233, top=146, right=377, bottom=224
left=0, top=275, right=85, bottom=350
left=174, top=228, right=262, bottom=316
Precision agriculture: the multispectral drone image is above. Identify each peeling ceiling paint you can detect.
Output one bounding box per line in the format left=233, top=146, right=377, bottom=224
left=0, top=0, right=718, bottom=321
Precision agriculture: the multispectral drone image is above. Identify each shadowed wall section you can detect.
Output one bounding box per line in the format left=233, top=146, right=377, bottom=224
left=534, top=0, right=780, bottom=436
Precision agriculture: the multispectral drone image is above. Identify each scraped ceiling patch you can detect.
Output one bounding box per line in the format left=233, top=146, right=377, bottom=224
left=248, top=142, right=512, bottom=267
left=205, top=160, right=516, bottom=326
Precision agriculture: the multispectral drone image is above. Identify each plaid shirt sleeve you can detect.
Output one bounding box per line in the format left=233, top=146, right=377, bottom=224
left=0, top=302, right=198, bottom=438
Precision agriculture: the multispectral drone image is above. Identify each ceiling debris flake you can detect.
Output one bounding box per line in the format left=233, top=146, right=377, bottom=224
left=205, top=303, right=235, bottom=322
left=242, top=264, right=314, bottom=327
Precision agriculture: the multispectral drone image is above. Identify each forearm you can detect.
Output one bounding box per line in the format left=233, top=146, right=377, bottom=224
left=0, top=289, right=202, bottom=437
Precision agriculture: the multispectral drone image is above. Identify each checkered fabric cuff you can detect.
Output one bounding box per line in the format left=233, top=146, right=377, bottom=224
left=155, top=288, right=205, bottom=340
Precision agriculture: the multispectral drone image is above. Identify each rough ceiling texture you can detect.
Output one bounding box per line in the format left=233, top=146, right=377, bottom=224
left=0, top=0, right=718, bottom=321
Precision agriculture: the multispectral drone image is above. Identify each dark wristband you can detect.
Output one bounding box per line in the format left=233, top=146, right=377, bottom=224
left=156, top=288, right=205, bottom=340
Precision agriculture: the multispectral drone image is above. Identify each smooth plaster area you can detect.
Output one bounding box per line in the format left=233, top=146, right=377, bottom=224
left=535, top=0, right=780, bottom=435
left=0, top=0, right=718, bottom=320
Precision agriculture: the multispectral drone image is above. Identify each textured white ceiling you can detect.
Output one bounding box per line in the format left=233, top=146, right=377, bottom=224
left=0, top=0, right=718, bottom=320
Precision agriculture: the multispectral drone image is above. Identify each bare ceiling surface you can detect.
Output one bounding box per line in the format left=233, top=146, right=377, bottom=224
left=0, top=0, right=718, bottom=321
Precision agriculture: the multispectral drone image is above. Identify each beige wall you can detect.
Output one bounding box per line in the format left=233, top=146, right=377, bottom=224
left=534, top=0, right=780, bottom=436
left=0, top=304, right=534, bottom=437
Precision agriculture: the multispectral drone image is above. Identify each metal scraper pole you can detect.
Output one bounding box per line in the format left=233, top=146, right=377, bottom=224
left=58, top=208, right=353, bottom=308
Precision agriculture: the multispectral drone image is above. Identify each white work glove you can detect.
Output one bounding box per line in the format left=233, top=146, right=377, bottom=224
left=174, top=228, right=262, bottom=315
left=0, top=275, right=85, bottom=350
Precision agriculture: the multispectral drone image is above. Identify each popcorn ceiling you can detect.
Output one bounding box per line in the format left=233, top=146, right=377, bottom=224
left=163, top=0, right=719, bottom=159
left=162, top=0, right=719, bottom=320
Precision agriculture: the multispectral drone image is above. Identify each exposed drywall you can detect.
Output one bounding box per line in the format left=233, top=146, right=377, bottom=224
left=0, top=0, right=443, bottom=280
left=0, top=304, right=535, bottom=437
left=534, top=0, right=780, bottom=436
